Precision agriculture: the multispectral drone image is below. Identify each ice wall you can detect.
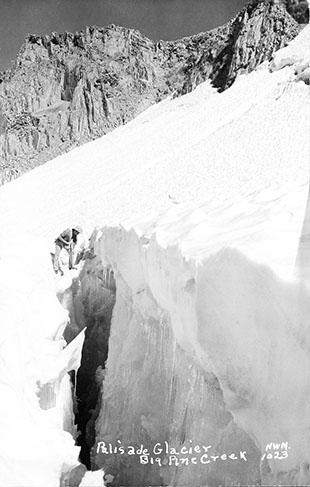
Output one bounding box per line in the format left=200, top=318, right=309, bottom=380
left=0, top=24, right=308, bottom=487
left=91, top=178, right=310, bottom=486
left=0, top=237, right=86, bottom=486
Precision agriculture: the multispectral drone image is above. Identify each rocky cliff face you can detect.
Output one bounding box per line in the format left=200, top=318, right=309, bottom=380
left=181, top=0, right=301, bottom=92
left=284, top=0, right=309, bottom=24
left=0, top=1, right=299, bottom=182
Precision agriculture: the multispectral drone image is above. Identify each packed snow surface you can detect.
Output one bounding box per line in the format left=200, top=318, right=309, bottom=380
left=0, top=25, right=309, bottom=486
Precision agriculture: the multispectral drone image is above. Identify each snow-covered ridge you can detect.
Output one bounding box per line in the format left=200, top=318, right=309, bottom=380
left=0, top=26, right=309, bottom=487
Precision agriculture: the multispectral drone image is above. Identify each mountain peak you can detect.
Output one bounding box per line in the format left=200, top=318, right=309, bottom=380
left=0, top=1, right=300, bottom=182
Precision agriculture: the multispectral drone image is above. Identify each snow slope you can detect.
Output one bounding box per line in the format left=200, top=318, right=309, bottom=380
left=0, top=25, right=309, bottom=487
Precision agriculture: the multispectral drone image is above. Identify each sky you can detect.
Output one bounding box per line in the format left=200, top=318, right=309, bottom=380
left=0, top=0, right=246, bottom=71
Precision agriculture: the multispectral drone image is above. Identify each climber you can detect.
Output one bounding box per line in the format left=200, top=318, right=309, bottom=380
left=53, top=225, right=83, bottom=274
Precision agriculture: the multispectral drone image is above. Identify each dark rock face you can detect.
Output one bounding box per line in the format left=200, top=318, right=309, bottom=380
left=0, top=1, right=299, bottom=180
left=181, top=0, right=299, bottom=92
left=284, top=0, right=309, bottom=24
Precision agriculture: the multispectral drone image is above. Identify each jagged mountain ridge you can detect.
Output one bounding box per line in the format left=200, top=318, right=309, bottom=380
left=0, top=0, right=299, bottom=181
left=282, top=0, right=309, bottom=23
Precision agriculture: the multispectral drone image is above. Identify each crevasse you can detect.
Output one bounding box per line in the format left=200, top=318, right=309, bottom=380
left=0, top=24, right=309, bottom=487
left=83, top=178, right=310, bottom=486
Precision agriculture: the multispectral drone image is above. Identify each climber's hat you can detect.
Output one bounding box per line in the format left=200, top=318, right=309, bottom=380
left=73, top=225, right=83, bottom=234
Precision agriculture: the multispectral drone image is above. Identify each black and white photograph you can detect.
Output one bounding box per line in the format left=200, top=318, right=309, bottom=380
left=0, top=0, right=309, bottom=486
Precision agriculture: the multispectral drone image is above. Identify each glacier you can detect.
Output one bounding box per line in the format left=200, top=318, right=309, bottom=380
left=0, top=24, right=309, bottom=487
left=92, top=180, right=310, bottom=486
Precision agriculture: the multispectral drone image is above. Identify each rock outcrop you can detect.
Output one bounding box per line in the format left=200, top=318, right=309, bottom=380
left=0, top=1, right=299, bottom=181
left=181, top=0, right=300, bottom=92
left=284, top=0, right=309, bottom=24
